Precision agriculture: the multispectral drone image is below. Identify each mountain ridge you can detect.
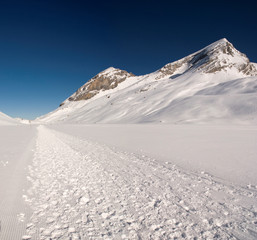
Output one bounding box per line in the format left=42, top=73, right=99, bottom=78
left=38, top=38, right=257, bottom=124
left=0, top=111, right=19, bottom=125
left=60, top=38, right=256, bottom=106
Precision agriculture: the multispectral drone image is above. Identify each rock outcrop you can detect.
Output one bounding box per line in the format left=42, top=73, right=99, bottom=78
left=60, top=67, right=134, bottom=106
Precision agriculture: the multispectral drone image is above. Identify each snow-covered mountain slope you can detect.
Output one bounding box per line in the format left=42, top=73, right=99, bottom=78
left=38, top=38, right=257, bottom=124
left=0, top=111, right=19, bottom=125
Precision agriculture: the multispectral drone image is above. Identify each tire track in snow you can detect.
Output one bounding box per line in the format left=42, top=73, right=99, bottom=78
left=24, top=125, right=257, bottom=239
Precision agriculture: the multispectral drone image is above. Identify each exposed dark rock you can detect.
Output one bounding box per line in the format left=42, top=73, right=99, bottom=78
left=156, top=58, right=189, bottom=80
left=68, top=68, right=134, bottom=102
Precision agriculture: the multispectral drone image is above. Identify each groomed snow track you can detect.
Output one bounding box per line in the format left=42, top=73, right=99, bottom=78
left=24, top=125, right=257, bottom=239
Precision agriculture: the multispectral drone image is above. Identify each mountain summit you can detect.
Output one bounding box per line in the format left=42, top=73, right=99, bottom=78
left=39, top=38, right=257, bottom=124
left=156, top=38, right=257, bottom=79
left=61, top=67, right=134, bottom=105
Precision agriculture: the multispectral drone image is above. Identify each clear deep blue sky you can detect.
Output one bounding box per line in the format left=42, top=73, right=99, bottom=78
left=0, top=0, right=257, bottom=119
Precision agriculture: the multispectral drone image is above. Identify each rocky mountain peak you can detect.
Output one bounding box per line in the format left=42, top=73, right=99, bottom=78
left=61, top=67, right=135, bottom=104
left=188, top=38, right=253, bottom=74
left=156, top=38, right=257, bottom=79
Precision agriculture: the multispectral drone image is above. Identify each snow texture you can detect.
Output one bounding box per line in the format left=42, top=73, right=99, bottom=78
left=23, top=125, right=257, bottom=239
left=0, top=126, right=36, bottom=239
left=0, top=123, right=256, bottom=239
left=50, top=124, right=257, bottom=186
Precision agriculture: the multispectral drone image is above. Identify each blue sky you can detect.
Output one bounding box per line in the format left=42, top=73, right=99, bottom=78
left=0, top=0, right=257, bottom=119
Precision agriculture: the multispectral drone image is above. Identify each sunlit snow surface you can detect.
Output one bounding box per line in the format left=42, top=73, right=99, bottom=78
left=38, top=74, right=257, bottom=125
left=1, top=124, right=257, bottom=239
left=0, top=125, right=36, bottom=239
left=0, top=111, right=19, bottom=125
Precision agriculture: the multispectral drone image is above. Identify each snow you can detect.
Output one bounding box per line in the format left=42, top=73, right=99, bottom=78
left=15, top=118, right=32, bottom=124
left=49, top=124, right=257, bottom=186
left=0, top=111, right=19, bottom=125
left=0, top=123, right=257, bottom=239
left=24, top=125, right=257, bottom=239
left=98, top=67, right=120, bottom=76
left=0, top=125, right=36, bottom=239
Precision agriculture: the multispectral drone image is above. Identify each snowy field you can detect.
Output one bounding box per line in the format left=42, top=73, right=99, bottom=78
left=50, top=124, right=257, bottom=186
left=1, top=123, right=257, bottom=239
left=0, top=125, right=36, bottom=239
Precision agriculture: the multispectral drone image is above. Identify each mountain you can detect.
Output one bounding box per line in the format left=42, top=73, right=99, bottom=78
left=61, top=67, right=135, bottom=105
left=38, top=38, right=257, bottom=124
left=0, top=111, right=19, bottom=125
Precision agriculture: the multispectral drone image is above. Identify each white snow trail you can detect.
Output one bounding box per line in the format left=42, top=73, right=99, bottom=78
left=24, top=125, right=257, bottom=239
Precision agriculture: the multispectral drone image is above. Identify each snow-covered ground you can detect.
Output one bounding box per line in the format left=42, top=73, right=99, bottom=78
left=0, top=111, right=19, bottom=125
left=49, top=124, right=257, bottom=186
left=1, top=123, right=257, bottom=239
left=0, top=125, right=36, bottom=239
